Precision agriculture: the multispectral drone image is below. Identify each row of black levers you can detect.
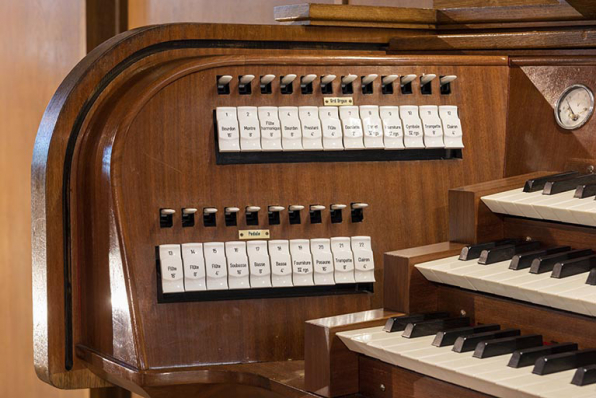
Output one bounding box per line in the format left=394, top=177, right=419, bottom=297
left=458, top=238, right=596, bottom=285
left=383, top=312, right=596, bottom=386
left=524, top=171, right=596, bottom=196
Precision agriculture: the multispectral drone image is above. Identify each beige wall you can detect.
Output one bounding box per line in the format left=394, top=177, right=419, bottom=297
left=128, top=0, right=433, bottom=28
left=0, top=0, right=86, bottom=398
left=4, top=0, right=430, bottom=397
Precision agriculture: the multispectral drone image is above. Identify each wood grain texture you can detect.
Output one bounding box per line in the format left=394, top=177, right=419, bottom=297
left=505, top=63, right=596, bottom=177
left=304, top=309, right=401, bottom=397
left=358, top=356, right=491, bottom=398
left=383, top=242, right=465, bottom=313
left=86, top=0, right=128, bottom=52
left=31, top=23, right=508, bottom=393
left=448, top=172, right=552, bottom=243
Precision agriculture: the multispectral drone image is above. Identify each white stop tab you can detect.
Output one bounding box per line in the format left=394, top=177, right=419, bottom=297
left=319, top=106, right=344, bottom=151
left=216, top=107, right=240, bottom=152
left=419, top=105, right=445, bottom=148
left=268, top=240, right=293, bottom=287
left=310, top=238, right=335, bottom=285
left=258, top=106, right=282, bottom=151
left=290, top=239, right=314, bottom=286
left=399, top=105, right=425, bottom=149
left=237, top=106, right=261, bottom=152
left=159, top=244, right=184, bottom=293
left=203, top=242, right=228, bottom=290
left=380, top=106, right=404, bottom=150
left=339, top=106, right=364, bottom=150
left=181, top=243, right=206, bottom=292
left=247, top=240, right=272, bottom=288
left=278, top=106, right=303, bottom=151
left=359, top=105, right=384, bottom=149
left=299, top=106, right=323, bottom=150
left=225, top=241, right=250, bottom=289
left=351, top=236, right=375, bottom=282
left=439, top=105, right=464, bottom=149
left=330, top=237, right=355, bottom=283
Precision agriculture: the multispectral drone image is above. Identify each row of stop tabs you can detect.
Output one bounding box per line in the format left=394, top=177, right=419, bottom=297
left=158, top=236, right=375, bottom=293
left=216, top=105, right=464, bottom=152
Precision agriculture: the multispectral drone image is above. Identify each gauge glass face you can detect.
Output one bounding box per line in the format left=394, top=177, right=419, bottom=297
left=556, top=85, right=594, bottom=130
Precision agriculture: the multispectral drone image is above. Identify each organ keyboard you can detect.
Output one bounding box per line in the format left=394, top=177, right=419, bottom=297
left=31, top=3, right=596, bottom=398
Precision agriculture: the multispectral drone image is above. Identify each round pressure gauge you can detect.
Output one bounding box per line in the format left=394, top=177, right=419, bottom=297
left=555, top=84, right=594, bottom=130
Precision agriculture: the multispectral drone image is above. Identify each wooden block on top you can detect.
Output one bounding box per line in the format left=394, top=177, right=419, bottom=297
left=304, top=308, right=401, bottom=398
left=384, top=242, right=465, bottom=313
left=274, top=3, right=437, bottom=29
left=448, top=171, right=551, bottom=244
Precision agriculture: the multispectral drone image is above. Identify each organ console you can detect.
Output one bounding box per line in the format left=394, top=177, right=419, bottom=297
left=30, top=2, right=596, bottom=397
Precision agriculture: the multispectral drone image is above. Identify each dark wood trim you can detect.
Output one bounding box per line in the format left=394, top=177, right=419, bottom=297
left=86, top=0, right=128, bottom=52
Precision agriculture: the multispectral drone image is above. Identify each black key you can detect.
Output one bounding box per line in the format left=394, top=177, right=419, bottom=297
left=508, top=342, right=578, bottom=368
left=523, top=171, right=579, bottom=193
left=572, top=364, right=596, bottom=386
left=459, top=239, right=519, bottom=261
left=402, top=317, right=470, bottom=339
left=479, top=241, right=541, bottom=265
left=586, top=268, right=596, bottom=285
left=533, top=348, right=596, bottom=375
left=530, top=249, right=594, bottom=274
left=575, top=181, right=596, bottom=199
left=509, top=246, right=571, bottom=270
left=453, top=329, right=520, bottom=353
left=552, top=255, right=596, bottom=279
left=383, top=312, right=450, bottom=333
left=543, top=174, right=596, bottom=195
left=432, top=324, right=500, bottom=347
left=473, top=334, right=543, bottom=359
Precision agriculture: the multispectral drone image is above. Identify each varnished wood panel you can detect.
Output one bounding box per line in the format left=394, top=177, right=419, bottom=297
left=358, top=356, right=490, bottom=398
left=505, top=62, right=596, bottom=177
left=304, top=309, right=401, bottom=397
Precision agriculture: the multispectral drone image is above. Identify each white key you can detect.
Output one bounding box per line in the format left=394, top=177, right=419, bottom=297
left=415, top=255, right=460, bottom=283
left=339, top=106, right=364, bottom=149
left=498, top=191, right=545, bottom=218
left=298, top=106, right=323, bottom=150
left=204, top=242, right=228, bottom=290
left=360, top=105, right=384, bottom=149
left=319, top=106, right=344, bottom=150
left=311, top=238, right=335, bottom=285
left=268, top=240, right=293, bottom=287
left=216, top=107, right=240, bottom=152
left=181, top=243, right=206, bottom=291
left=290, top=239, right=314, bottom=286
left=419, top=105, right=445, bottom=148
left=569, top=200, right=596, bottom=226
left=246, top=240, right=272, bottom=288
left=159, top=244, right=185, bottom=293
left=380, top=106, right=404, bottom=150
left=481, top=188, right=524, bottom=215
left=531, top=191, right=576, bottom=221
left=258, top=106, right=282, bottom=151
left=351, top=236, right=375, bottom=282
left=331, top=237, right=355, bottom=283
left=278, top=106, right=303, bottom=151
left=400, top=105, right=425, bottom=148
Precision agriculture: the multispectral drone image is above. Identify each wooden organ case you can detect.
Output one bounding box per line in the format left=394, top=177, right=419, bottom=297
left=31, top=3, right=596, bottom=398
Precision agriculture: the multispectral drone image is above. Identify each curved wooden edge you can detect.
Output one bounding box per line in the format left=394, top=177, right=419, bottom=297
left=32, top=17, right=510, bottom=387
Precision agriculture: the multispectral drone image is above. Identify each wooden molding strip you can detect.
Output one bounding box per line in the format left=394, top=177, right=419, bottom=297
left=389, top=29, right=596, bottom=51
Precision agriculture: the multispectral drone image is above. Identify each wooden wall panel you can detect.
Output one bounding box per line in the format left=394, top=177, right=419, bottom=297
left=0, top=0, right=86, bottom=397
